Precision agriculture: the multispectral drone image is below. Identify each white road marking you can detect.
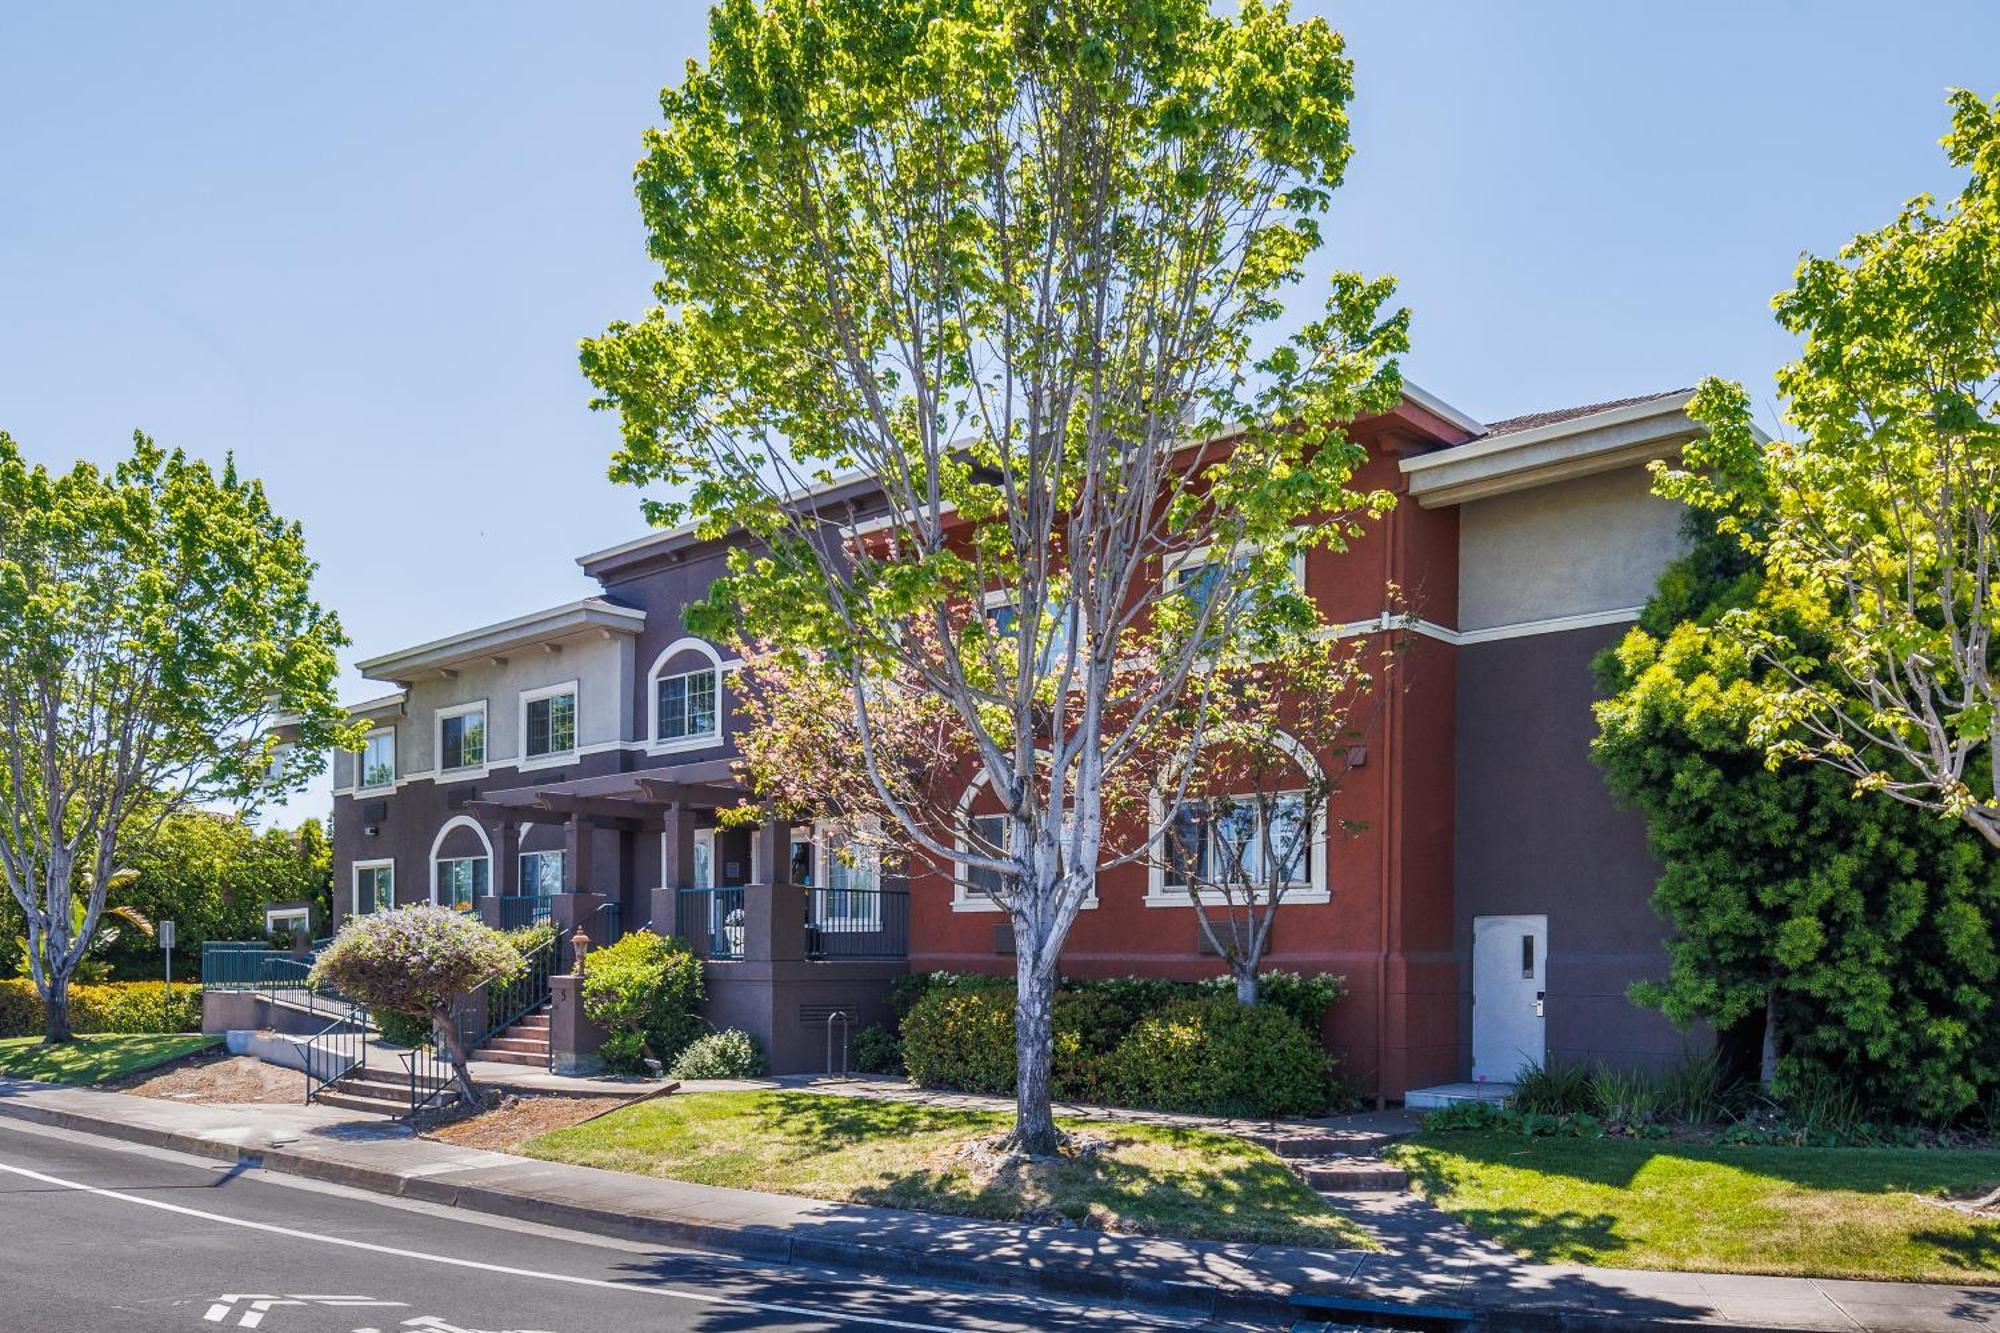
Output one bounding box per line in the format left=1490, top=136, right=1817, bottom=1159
left=0, top=1157, right=966, bottom=1332
left=205, top=1295, right=407, bottom=1327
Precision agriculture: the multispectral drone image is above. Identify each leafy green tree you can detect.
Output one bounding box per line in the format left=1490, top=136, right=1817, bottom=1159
left=584, top=0, right=1405, bottom=1154
left=0, top=432, right=354, bottom=1042
left=1660, top=89, right=2000, bottom=849
left=1593, top=513, right=2000, bottom=1122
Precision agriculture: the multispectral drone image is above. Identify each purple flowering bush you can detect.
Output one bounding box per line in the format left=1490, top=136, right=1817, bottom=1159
left=311, top=904, right=522, bottom=1098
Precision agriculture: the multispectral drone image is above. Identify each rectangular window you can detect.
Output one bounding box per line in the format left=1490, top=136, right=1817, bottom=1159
left=789, top=836, right=815, bottom=887
left=1163, top=793, right=1310, bottom=889
left=524, top=689, right=576, bottom=759
left=519, top=849, right=565, bottom=898
left=1170, top=545, right=1305, bottom=645
left=360, top=729, right=395, bottom=789
left=355, top=863, right=394, bottom=914
left=656, top=669, right=718, bottom=742
left=439, top=703, right=486, bottom=771
left=984, top=595, right=1075, bottom=674
left=437, top=856, right=488, bottom=911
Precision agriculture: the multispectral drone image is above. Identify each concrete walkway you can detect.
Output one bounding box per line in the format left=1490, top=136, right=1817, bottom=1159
left=0, top=1076, right=1993, bottom=1330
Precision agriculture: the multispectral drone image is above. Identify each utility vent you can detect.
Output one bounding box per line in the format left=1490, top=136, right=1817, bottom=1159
left=993, top=922, right=1015, bottom=956
left=361, top=800, right=388, bottom=822
left=445, top=786, right=479, bottom=809
left=799, top=1004, right=855, bottom=1024
left=1195, top=929, right=1221, bottom=957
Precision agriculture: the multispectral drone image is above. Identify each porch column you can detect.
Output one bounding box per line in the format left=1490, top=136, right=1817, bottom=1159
left=745, top=814, right=804, bottom=963
left=651, top=803, right=699, bottom=943
left=496, top=819, right=520, bottom=895
left=563, top=814, right=596, bottom=895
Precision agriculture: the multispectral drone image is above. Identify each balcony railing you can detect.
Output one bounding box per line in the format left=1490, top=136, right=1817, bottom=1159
left=202, top=942, right=312, bottom=991
left=494, top=894, right=553, bottom=932
left=805, top=886, right=908, bottom=960
left=678, top=886, right=746, bottom=960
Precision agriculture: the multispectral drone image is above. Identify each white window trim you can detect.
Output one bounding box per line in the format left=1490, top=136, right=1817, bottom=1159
left=264, top=907, right=311, bottom=933
left=428, top=814, right=495, bottom=906
left=356, top=725, right=397, bottom=795
left=517, top=678, right=580, bottom=770
left=949, top=773, right=1098, bottom=913
left=351, top=859, right=395, bottom=916
left=433, top=698, right=490, bottom=777
left=645, top=637, right=725, bottom=755
left=1144, top=729, right=1330, bottom=906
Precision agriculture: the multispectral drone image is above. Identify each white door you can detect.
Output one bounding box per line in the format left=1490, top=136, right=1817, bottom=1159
left=1472, top=914, right=1547, bottom=1083
left=691, top=829, right=715, bottom=890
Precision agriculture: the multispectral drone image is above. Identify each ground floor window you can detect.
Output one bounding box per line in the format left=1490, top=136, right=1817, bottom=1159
left=437, top=856, right=488, bottom=911
left=518, top=849, right=565, bottom=897
left=354, top=861, right=394, bottom=914
left=1163, top=791, right=1311, bottom=890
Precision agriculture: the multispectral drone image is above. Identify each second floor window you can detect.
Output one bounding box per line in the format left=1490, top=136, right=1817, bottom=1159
left=524, top=688, right=576, bottom=759
left=656, top=669, right=718, bottom=743
left=438, top=702, right=486, bottom=771
left=360, top=729, right=395, bottom=789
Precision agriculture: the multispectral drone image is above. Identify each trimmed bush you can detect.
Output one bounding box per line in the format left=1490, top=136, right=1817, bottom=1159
left=667, top=1028, right=766, bottom=1079
left=0, top=981, right=201, bottom=1037
left=902, top=985, right=1017, bottom=1094
left=578, top=930, right=704, bottom=1075
left=1104, top=996, right=1333, bottom=1117
left=373, top=1008, right=432, bottom=1048
left=852, top=1023, right=902, bottom=1074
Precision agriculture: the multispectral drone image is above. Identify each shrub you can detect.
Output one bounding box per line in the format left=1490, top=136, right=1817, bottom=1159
left=1104, top=996, right=1332, bottom=1117
left=373, top=1008, right=431, bottom=1048
left=0, top=981, right=202, bottom=1037
left=852, top=1023, right=902, bottom=1074
left=503, top=920, right=558, bottom=957
left=578, top=930, right=704, bottom=1075
left=1655, top=1048, right=1745, bottom=1122
left=667, top=1028, right=766, bottom=1079
left=901, top=985, right=1017, bottom=1094
left=1588, top=1063, right=1661, bottom=1126
left=1511, top=1061, right=1598, bottom=1116
left=1200, top=970, right=1347, bottom=1039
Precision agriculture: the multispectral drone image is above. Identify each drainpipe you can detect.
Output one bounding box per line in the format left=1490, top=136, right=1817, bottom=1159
left=1374, top=454, right=1409, bottom=1110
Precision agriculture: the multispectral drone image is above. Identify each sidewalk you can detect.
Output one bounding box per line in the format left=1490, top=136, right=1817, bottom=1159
left=0, top=1076, right=1993, bottom=1331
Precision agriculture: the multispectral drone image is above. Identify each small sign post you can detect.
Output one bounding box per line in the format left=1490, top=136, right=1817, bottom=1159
left=159, top=919, right=176, bottom=991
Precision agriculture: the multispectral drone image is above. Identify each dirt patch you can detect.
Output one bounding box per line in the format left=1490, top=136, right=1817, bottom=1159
left=116, top=1050, right=303, bottom=1104
left=420, top=1092, right=636, bottom=1151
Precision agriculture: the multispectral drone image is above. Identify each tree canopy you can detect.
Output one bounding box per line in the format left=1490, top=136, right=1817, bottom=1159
left=0, top=431, right=353, bottom=1039
left=584, top=0, right=1404, bottom=1153
left=1661, top=89, right=2000, bottom=849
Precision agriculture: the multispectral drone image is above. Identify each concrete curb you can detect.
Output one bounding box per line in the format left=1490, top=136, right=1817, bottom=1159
left=0, top=1090, right=1914, bottom=1333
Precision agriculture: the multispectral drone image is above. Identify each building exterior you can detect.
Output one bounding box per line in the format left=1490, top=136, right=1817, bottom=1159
left=328, top=385, right=1706, bottom=1096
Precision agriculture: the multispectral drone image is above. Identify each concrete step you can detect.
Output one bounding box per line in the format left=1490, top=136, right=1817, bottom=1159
left=1295, top=1157, right=1409, bottom=1192
left=481, top=1035, right=549, bottom=1055
left=508, top=1014, right=550, bottom=1031
left=1239, top=1130, right=1397, bottom=1160
left=313, top=1087, right=412, bottom=1117
left=472, top=1048, right=548, bottom=1067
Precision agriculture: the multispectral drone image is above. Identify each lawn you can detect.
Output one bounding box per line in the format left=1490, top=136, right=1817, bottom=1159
left=519, top=1089, right=1372, bottom=1248
left=1390, top=1131, right=2000, bottom=1283
left=0, top=1033, right=219, bottom=1086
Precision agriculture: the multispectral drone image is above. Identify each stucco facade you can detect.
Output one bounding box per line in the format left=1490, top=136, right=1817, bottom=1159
left=327, top=385, right=1709, bottom=1092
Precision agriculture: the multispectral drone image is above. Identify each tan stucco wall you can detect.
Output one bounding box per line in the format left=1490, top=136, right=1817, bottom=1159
left=1456, top=465, right=1683, bottom=632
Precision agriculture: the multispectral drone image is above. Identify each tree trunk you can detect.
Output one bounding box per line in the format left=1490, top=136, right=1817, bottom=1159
left=434, top=1008, right=478, bottom=1105
left=1759, top=990, right=1780, bottom=1088
left=1235, top=967, right=1259, bottom=1006
left=1011, top=933, right=1061, bottom=1158
left=41, top=969, right=73, bottom=1045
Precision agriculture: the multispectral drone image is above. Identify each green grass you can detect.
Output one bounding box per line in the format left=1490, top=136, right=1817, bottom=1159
left=0, top=1033, right=219, bottom=1086
left=520, top=1089, right=1372, bottom=1248
left=1390, top=1130, right=2000, bottom=1282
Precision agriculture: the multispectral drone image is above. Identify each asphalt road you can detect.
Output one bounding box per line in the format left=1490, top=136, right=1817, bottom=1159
left=0, top=1117, right=1249, bottom=1333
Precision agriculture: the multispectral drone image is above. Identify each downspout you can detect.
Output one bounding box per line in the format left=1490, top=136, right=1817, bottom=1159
left=1374, top=467, right=1406, bottom=1110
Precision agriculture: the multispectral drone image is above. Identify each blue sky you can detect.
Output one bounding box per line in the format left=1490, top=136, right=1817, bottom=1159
left=3, top=2, right=1995, bottom=826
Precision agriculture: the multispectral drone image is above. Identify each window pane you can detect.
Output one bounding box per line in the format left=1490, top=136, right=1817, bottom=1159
left=550, top=692, right=575, bottom=752
left=968, top=814, right=1007, bottom=896
left=686, top=671, right=716, bottom=735
left=526, top=697, right=551, bottom=756
left=1268, top=794, right=1309, bottom=885
left=461, top=710, right=483, bottom=765
left=658, top=675, right=686, bottom=739
left=1163, top=804, right=1205, bottom=888
left=361, top=732, right=394, bottom=787
left=442, top=708, right=485, bottom=769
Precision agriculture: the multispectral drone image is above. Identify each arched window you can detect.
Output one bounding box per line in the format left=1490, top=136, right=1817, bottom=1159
left=1145, top=729, right=1330, bottom=905
left=429, top=815, right=493, bottom=912
left=646, top=637, right=724, bottom=754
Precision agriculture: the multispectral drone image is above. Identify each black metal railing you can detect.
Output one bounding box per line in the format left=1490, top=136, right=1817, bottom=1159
left=677, top=886, right=745, bottom=960
left=293, top=1001, right=368, bottom=1105
left=464, top=933, right=556, bottom=1063
left=805, top=886, right=909, bottom=960
left=495, top=894, right=554, bottom=931
left=561, top=900, right=622, bottom=971
left=400, top=1032, right=456, bottom=1118
left=202, top=942, right=312, bottom=990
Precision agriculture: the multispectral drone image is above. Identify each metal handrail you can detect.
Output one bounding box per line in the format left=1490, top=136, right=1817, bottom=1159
left=468, top=934, right=557, bottom=1051
left=495, top=894, right=554, bottom=931
left=564, top=900, right=623, bottom=971
left=291, top=1000, right=368, bottom=1105
left=804, top=886, right=910, bottom=960
left=676, top=886, right=745, bottom=959
left=399, top=1032, right=456, bottom=1118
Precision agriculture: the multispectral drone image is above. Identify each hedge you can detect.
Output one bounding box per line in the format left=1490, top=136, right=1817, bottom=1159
left=0, top=981, right=203, bottom=1037
left=900, top=976, right=1341, bottom=1117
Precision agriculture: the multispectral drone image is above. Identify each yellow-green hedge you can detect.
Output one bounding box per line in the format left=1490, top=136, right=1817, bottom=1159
left=0, top=980, right=203, bottom=1037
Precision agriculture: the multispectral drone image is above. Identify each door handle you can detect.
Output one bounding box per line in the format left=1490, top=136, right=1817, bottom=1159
left=1535, top=990, right=1545, bottom=1018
